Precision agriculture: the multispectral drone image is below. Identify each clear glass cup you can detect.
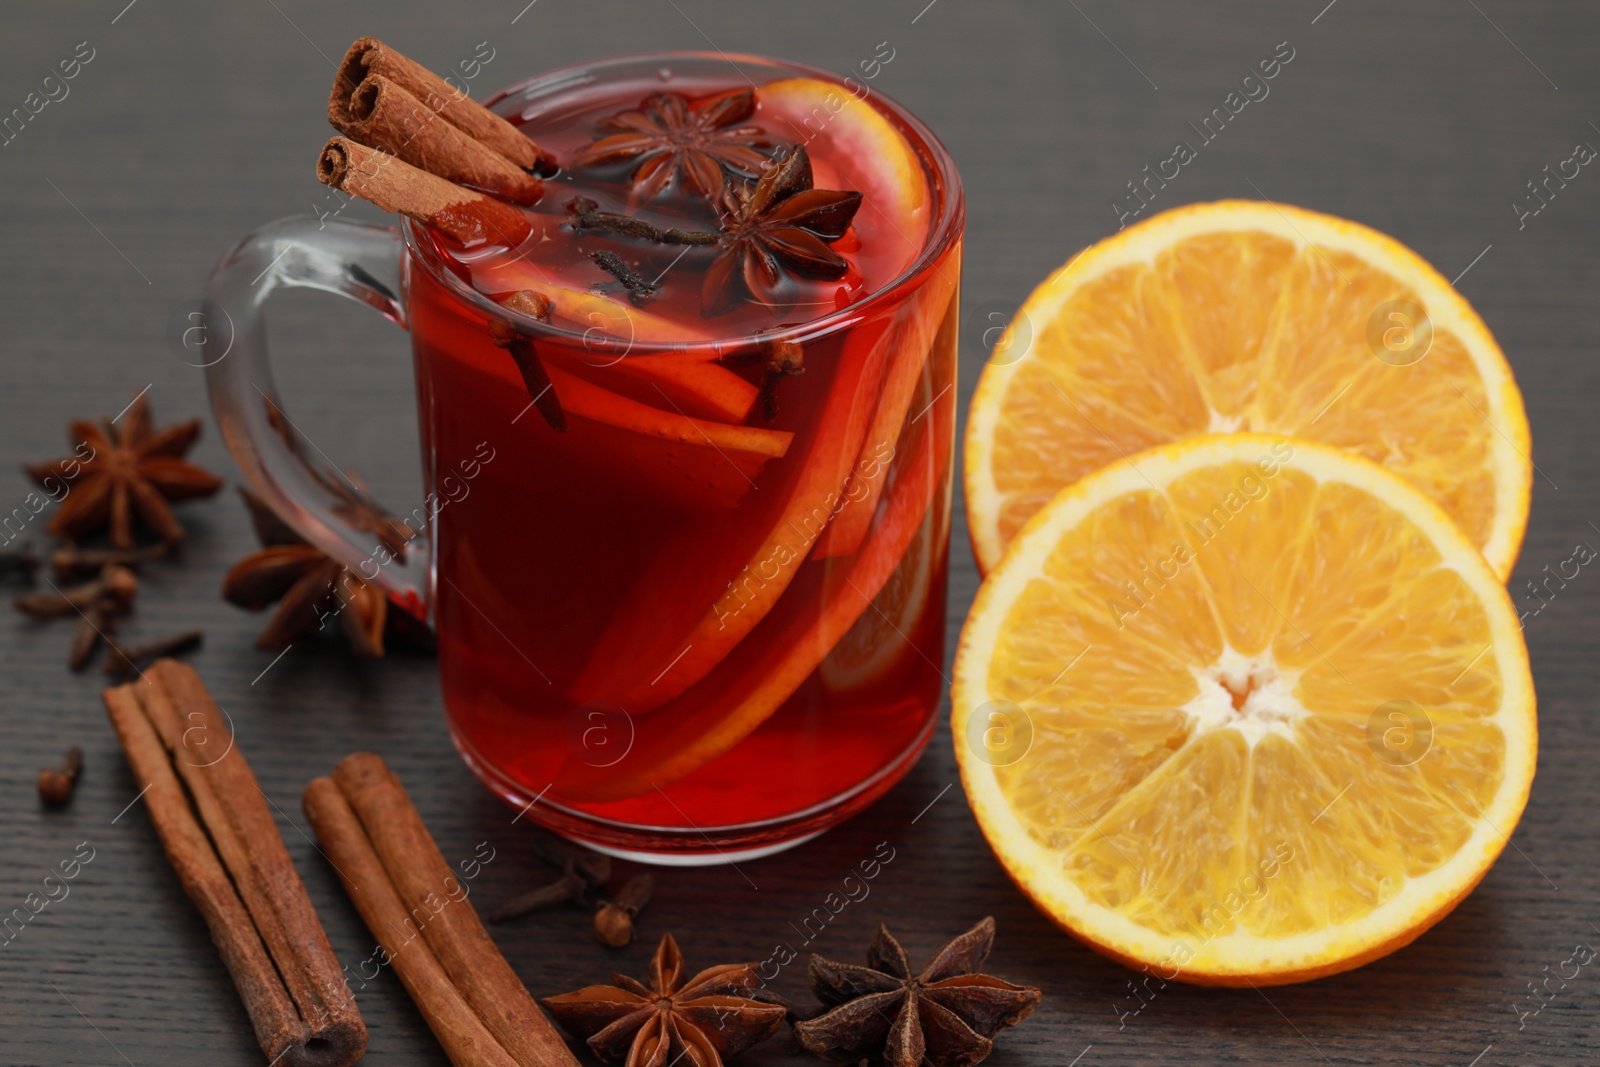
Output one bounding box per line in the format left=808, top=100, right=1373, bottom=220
left=203, top=52, right=963, bottom=862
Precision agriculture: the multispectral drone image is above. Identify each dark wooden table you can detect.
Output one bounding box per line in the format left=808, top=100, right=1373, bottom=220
left=3, top=1, right=1597, bottom=1063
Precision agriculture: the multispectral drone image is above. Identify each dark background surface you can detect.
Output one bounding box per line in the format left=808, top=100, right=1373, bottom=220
left=2, top=1, right=1597, bottom=1064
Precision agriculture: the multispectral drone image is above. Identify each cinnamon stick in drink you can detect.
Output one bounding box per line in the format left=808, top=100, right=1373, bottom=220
left=318, top=136, right=533, bottom=247
left=303, top=778, right=521, bottom=1067
left=102, top=663, right=366, bottom=1066
left=325, top=752, right=581, bottom=1067
left=331, top=37, right=551, bottom=174
left=331, top=73, right=544, bottom=205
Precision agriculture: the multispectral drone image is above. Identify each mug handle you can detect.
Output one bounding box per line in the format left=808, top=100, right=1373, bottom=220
left=201, top=216, right=429, bottom=619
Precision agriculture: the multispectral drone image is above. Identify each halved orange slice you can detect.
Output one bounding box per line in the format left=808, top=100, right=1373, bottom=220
left=965, top=201, right=1532, bottom=579
left=954, top=434, right=1536, bottom=985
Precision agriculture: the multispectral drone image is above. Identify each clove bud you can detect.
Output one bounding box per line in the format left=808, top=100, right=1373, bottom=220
left=16, top=565, right=140, bottom=671
left=38, top=746, right=83, bottom=806
left=594, top=873, right=655, bottom=948
left=566, top=196, right=719, bottom=246
left=14, top=563, right=138, bottom=619
left=104, top=630, right=204, bottom=679
left=589, top=250, right=658, bottom=305
left=487, top=833, right=612, bottom=923
left=755, top=339, right=805, bottom=422
left=489, top=291, right=565, bottom=433
left=50, top=542, right=167, bottom=581
left=493, top=289, right=554, bottom=328
left=69, top=606, right=114, bottom=671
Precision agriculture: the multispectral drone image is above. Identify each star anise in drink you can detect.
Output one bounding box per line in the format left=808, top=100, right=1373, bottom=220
left=220, top=487, right=430, bottom=657
left=569, top=89, right=774, bottom=202
left=794, top=917, right=1040, bottom=1067
left=702, top=144, right=861, bottom=315
left=540, top=932, right=786, bottom=1067
left=26, top=394, right=223, bottom=547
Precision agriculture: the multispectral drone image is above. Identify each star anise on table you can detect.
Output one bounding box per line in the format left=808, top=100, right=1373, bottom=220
left=26, top=394, right=223, bottom=547
left=540, top=932, right=787, bottom=1067
left=794, top=917, right=1040, bottom=1067
left=569, top=89, right=774, bottom=202
left=702, top=144, right=862, bottom=315
left=220, top=487, right=430, bottom=658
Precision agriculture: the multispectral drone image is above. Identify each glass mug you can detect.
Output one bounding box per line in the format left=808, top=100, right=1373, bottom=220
left=203, top=52, right=962, bottom=861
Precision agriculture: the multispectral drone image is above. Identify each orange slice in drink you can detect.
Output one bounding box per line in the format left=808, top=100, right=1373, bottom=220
left=543, top=364, right=789, bottom=457
left=965, top=201, right=1532, bottom=580
left=753, top=78, right=951, bottom=559
left=757, top=78, right=931, bottom=288
left=566, top=313, right=899, bottom=714
left=954, top=434, right=1536, bottom=984
left=484, top=266, right=761, bottom=421
left=544, top=403, right=774, bottom=514
left=484, top=267, right=719, bottom=350
left=555, top=357, right=956, bottom=801
left=818, top=456, right=941, bottom=694
left=814, top=251, right=958, bottom=558
left=600, top=354, right=758, bottom=423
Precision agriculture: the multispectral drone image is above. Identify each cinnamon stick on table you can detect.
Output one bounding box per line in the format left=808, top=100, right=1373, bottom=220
left=318, top=136, right=534, bottom=247
left=102, top=661, right=366, bottom=1067
left=303, top=778, right=521, bottom=1067
left=304, top=753, right=581, bottom=1067
left=331, top=36, right=552, bottom=174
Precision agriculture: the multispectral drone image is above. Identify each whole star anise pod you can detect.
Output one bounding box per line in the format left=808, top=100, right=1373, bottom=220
left=220, top=487, right=430, bottom=658
left=702, top=144, right=862, bottom=315
left=26, top=393, right=223, bottom=547
left=794, top=918, right=1040, bottom=1067
left=569, top=89, right=774, bottom=202
left=540, top=932, right=786, bottom=1067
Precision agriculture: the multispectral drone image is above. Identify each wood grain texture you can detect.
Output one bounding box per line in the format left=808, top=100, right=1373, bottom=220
left=1, top=0, right=1597, bottom=1064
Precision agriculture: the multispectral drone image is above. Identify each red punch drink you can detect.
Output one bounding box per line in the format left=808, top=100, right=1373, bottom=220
left=405, top=54, right=962, bottom=860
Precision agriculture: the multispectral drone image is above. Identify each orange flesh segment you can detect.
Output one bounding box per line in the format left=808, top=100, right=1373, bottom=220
left=814, top=254, right=956, bottom=557
left=556, top=367, right=953, bottom=801
left=567, top=314, right=898, bottom=714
